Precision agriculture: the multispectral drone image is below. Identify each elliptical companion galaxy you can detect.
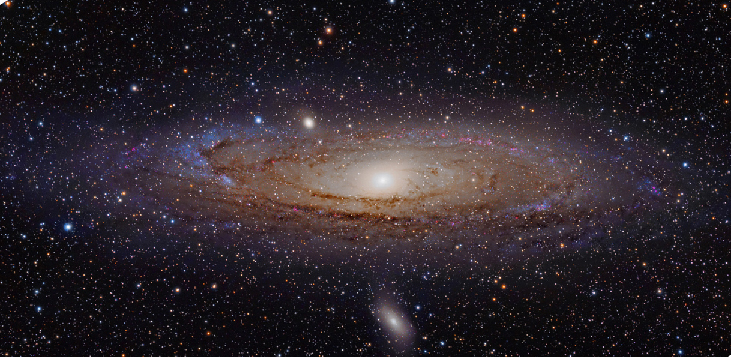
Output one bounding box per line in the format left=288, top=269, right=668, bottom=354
left=107, top=118, right=669, bottom=265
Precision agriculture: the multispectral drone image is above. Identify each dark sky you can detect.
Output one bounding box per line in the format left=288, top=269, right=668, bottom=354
left=3, top=0, right=729, bottom=127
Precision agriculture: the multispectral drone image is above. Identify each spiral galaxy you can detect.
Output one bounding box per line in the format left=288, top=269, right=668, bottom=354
left=105, top=116, right=669, bottom=265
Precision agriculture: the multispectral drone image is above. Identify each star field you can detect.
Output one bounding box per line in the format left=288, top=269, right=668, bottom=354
left=1, top=0, right=730, bottom=355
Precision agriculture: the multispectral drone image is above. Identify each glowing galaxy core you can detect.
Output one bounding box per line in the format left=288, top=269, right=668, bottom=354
left=372, top=172, right=394, bottom=190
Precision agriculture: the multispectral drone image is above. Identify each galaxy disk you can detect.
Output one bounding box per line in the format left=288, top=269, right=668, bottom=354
left=108, top=121, right=666, bottom=263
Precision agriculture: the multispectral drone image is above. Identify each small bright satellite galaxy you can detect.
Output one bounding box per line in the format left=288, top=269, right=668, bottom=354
left=1, top=0, right=730, bottom=355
